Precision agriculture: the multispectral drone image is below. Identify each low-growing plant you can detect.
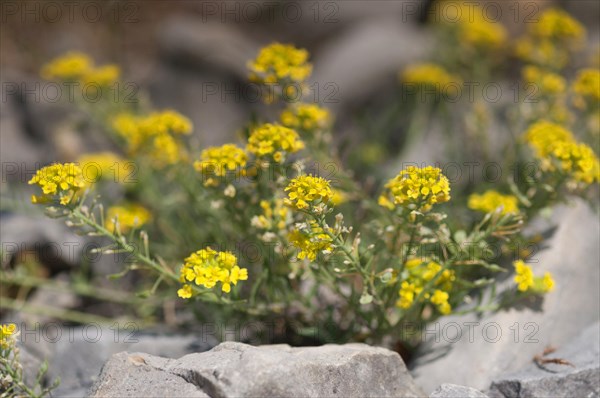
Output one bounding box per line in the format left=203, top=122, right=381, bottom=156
left=4, top=6, right=599, bottom=355
left=0, top=324, right=59, bottom=398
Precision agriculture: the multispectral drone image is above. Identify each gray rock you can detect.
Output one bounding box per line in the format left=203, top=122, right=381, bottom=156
left=158, top=16, right=260, bottom=79
left=89, top=342, right=425, bottom=398
left=0, top=72, right=47, bottom=182
left=87, top=352, right=208, bottom=398
left=312, top=16, right=432, bottom=113
left=11, top=325, right=217, bottom=397
left=0, top=214, right=86, bottom=270
left=431, top=384, right=489, bottom=398
left=411, top=199, right=600, bottom=393
left=488, top=321, right=600, bottom=398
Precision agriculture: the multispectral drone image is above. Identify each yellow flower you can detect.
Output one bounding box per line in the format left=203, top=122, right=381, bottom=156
left=529, top=8, right=584, bottom=42
left=524, top=121, right=600, bottom=184
left=514, top=260, right=555, bottom=294
left=288, top=221, right=333, bottom=261
left=28, top=163, right=87, bottom=205
left=524, top=121, right=574, bottom=158
left=396, top=281, right=421, bottom=309
left=105, top=204, right=151, bottom=233
left=430, top=290, right=451, bottom=315
left=439, top=2, right=507, bottom=49
left=330, top=189, right=348, bottom=206
left=111, top=110, right=192, bottom=165
left=1, top=323, right=17, bottom=349
left=41, top=51, right=93, bottom=81
left=284, top=175, right=333, bottom=211
left=77, top=152, right=132, bottom=184
left=379, top=166, right=451, bottom=212
left=572, top=68, right=600, bottom=109
left=247, top=123, right=304, bottom=161
left=177, top=284, right=193, bottom=299
left=178, top=247, right=248, bottom=296
left=513, top=260, right=535, bottom=292
left=401, top=63, right=461, bottom=89
left=138, top=110, right=193, bottom=137
left=531, top=272, right=555, bottom=293
left=82, top=65, right=121, bottom=86
left=113, top=113, right=145, bottom=150
left=468, top=190, right=519, bottom=215
left=280, top=103, right=331, bottom=132
left=515, top=38, right=568, bottom=69
left=395, top=258, right=455, bottom=312
left=248, top=42, right=312, bottom=85
left=550, top=140, right=600, bottom=184
left=252, top=199, right=290, bottom=231
left=150, top=133, right=186, bottom=166
left=515, top=8, right=584, bottom=69
left=522, top=65, right=566, bottom=96
left=194, top=144, right=247, bottom=186
left=41, top=52, right=121, bottom=88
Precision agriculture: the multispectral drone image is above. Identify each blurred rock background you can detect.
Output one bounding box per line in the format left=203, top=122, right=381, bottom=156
left=2, top=0, right=599, bottom=175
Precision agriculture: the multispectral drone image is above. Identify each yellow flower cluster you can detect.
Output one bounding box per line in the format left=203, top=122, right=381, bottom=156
left=572, top=68, right=600, bottom=109
left=247, top=123, right=305, bottom=162
left=468, top=190, right=519, bottom=215
left=396, top=258, right=455, bottom=314
left=525, top=121, right=573, bottom=157
left=401, top=63, right=460, bottom=89
left=194, top=144, right=248, bottom=186
left=77, top=152, right=133, bottom=184
left=330, top=189, right=348, bottom=206
left=105, top=204, right=151, bottom=233
left=28, top=163, right=87, bottom=205
left=178, top=247, right=248, bottom=297
left=513, top=260, right=554, bottom=293
left=439, top=2, right=507, bottom=49
left=0, top=323, right=17, bottom=349
left=280, top=104, right=331, bottom=132
left=41, top=51, right=120, bottom=86
left=252, top=199, right=290, bottom=231
left=248, top=42, right=312, bottom=85
left=81, top=65, right=121, bottom=86
left=529, top=8, right=585, bottom=42
left=112, top=110, right=192, bottom=165
left=525, top=121, right=600, bottom=184
left=288, top=221, right=333, bottom=261
left=379, top=166, right=451, bottom=212
left=522, top=65, right=566, bottom=96
left=515, top=8, right=584, bottom=69
left=284, top=175, right=333, bottom=211
left=551, top=140, right=600, bottom=184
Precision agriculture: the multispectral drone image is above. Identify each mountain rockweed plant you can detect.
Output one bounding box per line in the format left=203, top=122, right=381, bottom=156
left=468, top=190, right=520, bottom=216
left=28, top=163, right=87, bottom=205
left=247, top=123, right=305, bottom=163
left=378, top=166, right=451, bottom=212
left=178, top=248, right=249, bottom=297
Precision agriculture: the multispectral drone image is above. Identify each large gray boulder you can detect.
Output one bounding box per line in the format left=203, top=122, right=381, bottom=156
left=88, top=341, right=425, bottom=398
left=411, top=199, right=600, bottom=393
left=488, top=321, right=600, bottom=398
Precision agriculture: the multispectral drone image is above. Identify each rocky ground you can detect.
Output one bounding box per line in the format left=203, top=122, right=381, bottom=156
left=17, top=321, right=600, bottom=397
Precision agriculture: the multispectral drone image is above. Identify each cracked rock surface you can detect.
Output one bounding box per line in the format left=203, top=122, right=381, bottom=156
left=488, top=321, right=600, bottom=398
left=87, top=342, right=425, bottom=398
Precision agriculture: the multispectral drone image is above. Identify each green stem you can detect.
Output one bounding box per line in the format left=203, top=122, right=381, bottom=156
left=70, top=208, right=179, bottom=283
